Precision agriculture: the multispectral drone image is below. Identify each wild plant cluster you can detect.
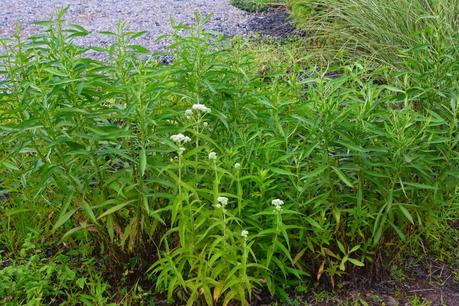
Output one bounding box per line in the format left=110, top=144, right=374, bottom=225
left=0, top=8, right=458, bottom=306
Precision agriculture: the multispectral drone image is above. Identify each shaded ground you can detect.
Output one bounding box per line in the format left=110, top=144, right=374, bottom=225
left=287, top=256, right=459, bottom=306
left=248, top=8, right=303, bottom=37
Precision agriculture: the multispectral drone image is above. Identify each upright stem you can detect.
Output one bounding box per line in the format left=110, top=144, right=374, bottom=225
left=194, top=115, right=202, bottom=176
left=178, top=154, right=182, bottom=198
left=222, top=210, right=227, bottom=256
left=236, top=170, right=242, bottom=216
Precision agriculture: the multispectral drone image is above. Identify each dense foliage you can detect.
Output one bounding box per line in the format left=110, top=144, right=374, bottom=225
left=0, top=6, right=457, bottom=306
left=288, top=0, right=459, bottom=64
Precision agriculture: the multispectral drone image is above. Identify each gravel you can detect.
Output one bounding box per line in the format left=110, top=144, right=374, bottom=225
left=0, top=0, right=256, bottom=50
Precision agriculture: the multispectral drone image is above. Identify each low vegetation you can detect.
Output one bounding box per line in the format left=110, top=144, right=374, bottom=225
left=0, top=3, right=457, bottom=305
left=231, top=0, right=284, bottom=12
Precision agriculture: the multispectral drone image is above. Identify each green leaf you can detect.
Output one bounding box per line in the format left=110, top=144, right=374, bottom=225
left=5, top=208, right=34, bottom=217
left=384, top=85, right=404, bottom=93
left=301, top=165, right=327, bottom=180
left=61, top=224, right=86, bottom=240
left=305, top=217, right=323, bottom=230
left=140, top=147, right=147, bottom=177
left=331, top=166, right=354, bottom=188
left=76, top=277, right=86, bottom=289
left=339, top=256, right=347, bottom=271
left=53, top=210, right=78, bottom=232
left=348, top=258, right=365, bottom=267
left=389, top=220, right=406, bottom=241
left=53, top=195, right=76, bottom=232
left=81, top=202, right=98, bottom=225
left=97, top=200, right=135, bottom=219
left=336, top=140, right=368, bottom=153
left=398, top=204, right=414, bottom=224
left=269, top=167, right=294, bottom=176
left=402, top=182, right=436, bottom=190
left=2, top=161, right=19, bottom=171
left=349, top=244, right=361, bottom=253
left=44, top=67, right=68, bottom=77
left=337, top=240, right=346, bottom=254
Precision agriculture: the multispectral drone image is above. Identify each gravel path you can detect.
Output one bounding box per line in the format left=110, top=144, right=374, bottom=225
left=0, top=0, right=257, bottom=50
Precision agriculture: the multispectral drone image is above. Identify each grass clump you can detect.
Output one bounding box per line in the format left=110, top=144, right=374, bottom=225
left=0, top=8, right=458, bottom=305
left=287, top=0, right=459, bottom=65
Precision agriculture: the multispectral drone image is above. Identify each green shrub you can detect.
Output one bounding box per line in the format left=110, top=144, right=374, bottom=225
left=1, top=9, right=457, bottom=305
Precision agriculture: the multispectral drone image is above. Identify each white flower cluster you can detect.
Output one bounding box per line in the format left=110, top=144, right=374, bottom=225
left=234, top=163, right=241, bottom=170
left=208, top=152, right=217, bottom=160
left=241, top=230, right=249, bottom=238
left=216, top=196, right=228, bottom=209
left=192, top=103, right=211, bottom=113
left=170, top=133, right=191, bottom=144
left=170, top=134, right=191, bottom=155
left=272, top=198, right=284, bottom=211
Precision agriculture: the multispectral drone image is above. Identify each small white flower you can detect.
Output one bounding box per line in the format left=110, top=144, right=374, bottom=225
left=241, top=230, right=248, bottom=238
left=208, top=151, right=217, bottom=160
left=217, top=196, right=228, bottom=206
left=272, top=199, right=284, bottom=212
left=203, top=122, right=209, bottom=127
left=178, top=147, right=186, bottom=154
left=234, top=163, right=241, bottom=169
left=185, top=109, right=193, bottom=116
left=170, top=133, right=191, bottom=144
left=192, top=103, right=211, bottom=113
left=271, top=199, right=284, bottom=206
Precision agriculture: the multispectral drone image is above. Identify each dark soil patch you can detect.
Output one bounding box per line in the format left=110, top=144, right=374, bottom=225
left=248, top=8, right=304, bottom=37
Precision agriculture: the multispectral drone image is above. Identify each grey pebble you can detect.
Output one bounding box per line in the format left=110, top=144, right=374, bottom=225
left=0, top=0, right=254, bottom=50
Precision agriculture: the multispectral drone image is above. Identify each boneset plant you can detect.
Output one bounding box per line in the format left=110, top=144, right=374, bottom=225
left=1, top=8, right=458, bottom=305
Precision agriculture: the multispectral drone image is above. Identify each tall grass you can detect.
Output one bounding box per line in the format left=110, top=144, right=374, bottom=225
left=1, top=8, right=458, bottom=305
left=288, top=0, right=459, bottom=64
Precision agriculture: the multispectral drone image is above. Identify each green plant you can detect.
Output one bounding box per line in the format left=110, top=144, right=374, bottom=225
left=287, top=0, right=459, bottom=65
left=0, top=235, right=113, bottom=306
left=1, top=7, right=458, bottom=305
left=410, top=295, right=432, bottom=306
